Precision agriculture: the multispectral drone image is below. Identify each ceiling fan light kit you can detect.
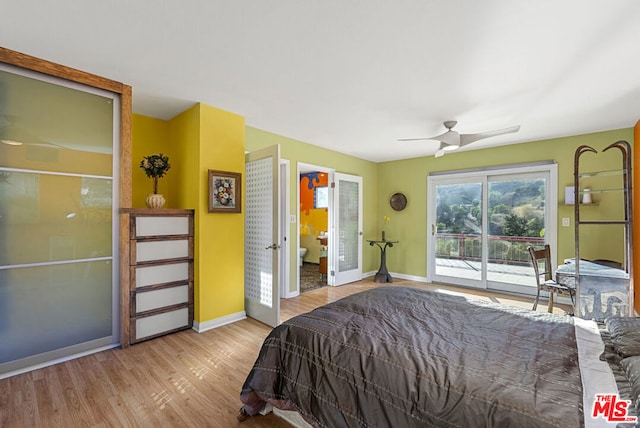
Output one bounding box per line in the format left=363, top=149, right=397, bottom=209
left=441, top=142, right=460, bottom=151
left=399, top=120, right=520, bottom=158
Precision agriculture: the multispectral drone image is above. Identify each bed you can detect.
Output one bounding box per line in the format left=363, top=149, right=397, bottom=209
left=239, top=286, right=640, bottom=427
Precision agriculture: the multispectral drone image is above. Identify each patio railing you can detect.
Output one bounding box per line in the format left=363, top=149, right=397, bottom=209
left=435, top=233, right=545, bottom=266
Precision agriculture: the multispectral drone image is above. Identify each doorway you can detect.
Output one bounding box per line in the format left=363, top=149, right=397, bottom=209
left=298, top=164, right=331, bottom=293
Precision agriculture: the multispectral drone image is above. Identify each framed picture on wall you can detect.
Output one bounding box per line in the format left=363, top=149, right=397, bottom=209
left=208, top=169, right=242, bottom=213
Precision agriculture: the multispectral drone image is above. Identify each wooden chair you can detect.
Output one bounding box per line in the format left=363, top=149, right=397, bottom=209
left=528, top=245, right=575, bottom=313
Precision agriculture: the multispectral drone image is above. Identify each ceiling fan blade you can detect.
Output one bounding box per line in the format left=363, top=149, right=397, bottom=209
left=397, top=137, right=433, bottom=142
left=459, top=125, right=520, bottom=147
left=398, top=130, right=460, bottom=144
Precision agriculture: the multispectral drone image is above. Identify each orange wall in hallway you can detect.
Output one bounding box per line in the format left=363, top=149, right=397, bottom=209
left=300, top=172, right=329, bottom=263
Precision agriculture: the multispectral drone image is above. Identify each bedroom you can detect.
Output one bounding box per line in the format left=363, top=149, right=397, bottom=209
left=2, top=1, right=640, bottom=426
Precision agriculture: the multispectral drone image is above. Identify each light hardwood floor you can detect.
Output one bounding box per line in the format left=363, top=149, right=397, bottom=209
left=0, top=277, right=570, bottom=427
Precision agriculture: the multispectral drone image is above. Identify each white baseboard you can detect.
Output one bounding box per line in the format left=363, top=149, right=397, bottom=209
left=362, top=270, right=429, bottom=283
left=192, top=311, right=246, bottom=333
left=283, top=290, right=300, bottom=299
left=389, top=272, right=428, bottom=283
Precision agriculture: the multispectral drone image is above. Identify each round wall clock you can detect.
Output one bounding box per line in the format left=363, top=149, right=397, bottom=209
left=390, top=192, right=407, bottom=211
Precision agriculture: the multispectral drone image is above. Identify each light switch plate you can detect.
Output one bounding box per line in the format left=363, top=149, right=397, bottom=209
left=289, top=215, right=296, bottom=223
left=562, top=217, right=570, bottom=227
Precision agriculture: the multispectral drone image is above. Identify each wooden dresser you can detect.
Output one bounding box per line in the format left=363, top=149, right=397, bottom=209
left=121, top=208, right=194, bottom=345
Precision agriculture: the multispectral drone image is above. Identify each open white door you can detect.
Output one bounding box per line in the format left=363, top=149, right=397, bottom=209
left=244, top=145, right=280, bottom=327
left=331, top=173, right=363, bottom=286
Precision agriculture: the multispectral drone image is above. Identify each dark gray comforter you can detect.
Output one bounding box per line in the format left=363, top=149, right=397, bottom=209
left=240, top=286, right=585, bottom=427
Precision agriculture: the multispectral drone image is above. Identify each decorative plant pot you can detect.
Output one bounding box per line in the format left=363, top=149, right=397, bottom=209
left=146, top=194, right=166, bottom=209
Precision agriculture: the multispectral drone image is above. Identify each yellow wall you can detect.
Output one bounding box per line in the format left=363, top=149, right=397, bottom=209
left=167, top=105, right=200, bottom=211
left=300, top=209, right=329, bottom=263
left=132, top=103, right=245, bottom=325
left=131, top=115, right=170, bottom=207
left=196, top=104, right=245, bottom=321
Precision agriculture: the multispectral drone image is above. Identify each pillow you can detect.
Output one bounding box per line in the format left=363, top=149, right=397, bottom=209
left=621, top=356, right=640, bottom=409
left=606, top=317, right=640, bottom=357
left=598, top=322, right=622, bottom=364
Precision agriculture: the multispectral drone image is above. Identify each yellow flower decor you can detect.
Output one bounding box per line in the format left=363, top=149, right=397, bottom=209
left=140, top=153, right=171, bottom=194
left=382, top=215, right=390, bottom=240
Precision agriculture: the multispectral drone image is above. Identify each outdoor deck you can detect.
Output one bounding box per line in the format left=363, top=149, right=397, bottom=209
left=435, top=258, right=537, bottom=287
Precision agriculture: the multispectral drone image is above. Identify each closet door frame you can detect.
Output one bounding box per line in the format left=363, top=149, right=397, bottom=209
left=0, top=47, right=133, bottom=348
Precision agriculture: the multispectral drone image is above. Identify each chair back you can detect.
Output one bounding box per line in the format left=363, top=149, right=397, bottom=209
left=528, top=245, right=553, bottom=285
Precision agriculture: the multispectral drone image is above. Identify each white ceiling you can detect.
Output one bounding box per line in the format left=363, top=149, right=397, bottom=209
left=3, top=1, right=640, bottom=162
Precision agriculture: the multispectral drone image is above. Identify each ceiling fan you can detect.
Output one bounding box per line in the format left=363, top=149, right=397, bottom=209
left=398, top=120, right=520, bottom=158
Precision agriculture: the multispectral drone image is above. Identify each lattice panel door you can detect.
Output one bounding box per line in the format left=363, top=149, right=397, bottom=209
left=244, top=145, right=280, bottom=327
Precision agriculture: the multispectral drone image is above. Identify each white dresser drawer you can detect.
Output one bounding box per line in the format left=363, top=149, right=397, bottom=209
left=136, top=285, right=189, bottom=313
left=135, top=239, right=189, bottom=262
left=135, top=307, right=189, bottom=341
left=135, top=262, right=190, bottom=288
left=135, top=216, right=190, bottom=237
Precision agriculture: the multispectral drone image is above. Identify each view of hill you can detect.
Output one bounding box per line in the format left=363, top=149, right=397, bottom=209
left=434, top=179, right=547, bottom=264
left=436, top=179, right=546, bottom=238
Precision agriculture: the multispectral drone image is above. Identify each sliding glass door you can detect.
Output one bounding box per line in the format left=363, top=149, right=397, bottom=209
left=486, top=173, right=549, bottom=290
left=0, top=64, right=119, bottom=377
left=431, top=179, right=483, bottom=286
left=428, top=163, right=557, bottom=295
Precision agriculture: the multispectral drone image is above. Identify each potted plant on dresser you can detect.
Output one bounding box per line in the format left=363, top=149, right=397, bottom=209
left=140, top=153, right=171, bottom=208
